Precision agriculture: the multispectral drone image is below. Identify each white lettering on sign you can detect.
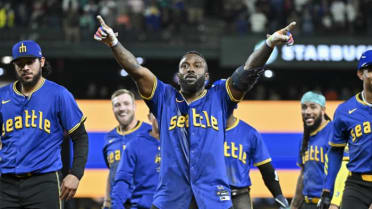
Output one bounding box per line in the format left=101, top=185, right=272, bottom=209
left=281, top=44, right=372, bottom=62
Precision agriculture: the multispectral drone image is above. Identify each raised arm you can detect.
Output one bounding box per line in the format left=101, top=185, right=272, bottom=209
left=228, top=22, right=296, bottom=100
left=94, top=15, right=156, bottom=98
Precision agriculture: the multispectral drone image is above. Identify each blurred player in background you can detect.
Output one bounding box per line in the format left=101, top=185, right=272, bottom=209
left=0, top=40, right=88, bottom=209
left=94, top=14, right=296, bottom=209
left=111, top=112, right=160, bottom=209
left=318, top=50, right=372, bottom=209
left=224, top=108, right=290, bottom=209
left=102, top=89, right=151, bottom=209
left=291, top=91, right=333, bottom=209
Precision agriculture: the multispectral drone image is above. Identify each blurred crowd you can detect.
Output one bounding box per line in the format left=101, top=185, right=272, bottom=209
left=0, top=0, right=371, bottom=43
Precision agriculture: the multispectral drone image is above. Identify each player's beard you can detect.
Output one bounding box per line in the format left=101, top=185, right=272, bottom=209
left=117, top=112, right=135, bottom=129
left=179, top=74, right=206, bottom=95
left=303, top=114, right=322, bottom=133
left=16, top=66, right=42, bottom=89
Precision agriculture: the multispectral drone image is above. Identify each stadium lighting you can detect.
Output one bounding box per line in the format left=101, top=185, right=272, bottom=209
left=0, top=67, right=4, bottom=76
left=120, top=69, right=128, bottom=77
left=1, top=56, right=12, bottom=64
left=264, top=69, right=274, bottom=78
left=136, top=57, right=144, bottom=65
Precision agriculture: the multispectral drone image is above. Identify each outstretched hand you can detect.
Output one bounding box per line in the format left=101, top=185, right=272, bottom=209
left=266, top=21, right=296, bottom=48
left=94, top=15, right=119, bottom=47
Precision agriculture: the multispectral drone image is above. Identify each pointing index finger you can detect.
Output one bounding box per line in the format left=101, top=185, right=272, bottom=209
left=284, top=21, right=296, bottom=32
left=97, top=15, right=106, bottom=26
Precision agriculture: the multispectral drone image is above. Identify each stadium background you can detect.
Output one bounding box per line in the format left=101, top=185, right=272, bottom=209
left=0, top=0, right=371, bottom=208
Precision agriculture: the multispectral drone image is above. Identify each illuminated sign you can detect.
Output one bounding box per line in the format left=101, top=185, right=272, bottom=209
left=281, top=44, right=372, bottom=62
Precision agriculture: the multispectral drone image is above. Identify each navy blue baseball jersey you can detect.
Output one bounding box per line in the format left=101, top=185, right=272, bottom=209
left=0, top=79, right=85, bottom=174
left=297, top=121, right=333, bottom=198
left=141, top=78, right=237, bottom=209
left=329, top=93, right=372, bottom=173
left=111, top=132, right=160, bottom=209
left=225, top=118, right=271, bottom=187
left=102, top=122, right=151, bottom=192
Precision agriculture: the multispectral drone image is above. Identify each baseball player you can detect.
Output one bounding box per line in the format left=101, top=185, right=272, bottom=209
left=102, top=89, right=151, bottom=209
left=0, top=40, right=88, bottom=209
left=111, top=112, right=160, bottom=209
left=291, top=91, right=333, bottom=209
left=94, top=15, right=296, bottom=209
left=224, top=110, right=290, bottom=209
left=318, top=50, right=372, bottom=209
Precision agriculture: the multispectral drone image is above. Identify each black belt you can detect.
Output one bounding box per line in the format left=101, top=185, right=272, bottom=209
left=349, top=172, right=372, bottom=182
left=2, top=172, right=35, bottom=179
left=231, top=186, right=250, bottom=197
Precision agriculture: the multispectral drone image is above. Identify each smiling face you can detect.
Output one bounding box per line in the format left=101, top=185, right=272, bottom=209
left=13, top=57, right=44, bottom=88
left=112, top=93, right=136, bottom=127
left=301, top=102, right=325, bottom=131
left=177, top=53, right=209, bottom=94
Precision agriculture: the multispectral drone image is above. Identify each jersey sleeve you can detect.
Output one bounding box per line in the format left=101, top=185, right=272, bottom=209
left=213, top=79, right=239, bottom=119
left=111, top=142, right=137, bottom=209
left=58, top=88, right=86, bottom=134
left=252, top=130, right=272, bottom=167
left=329, top=107, right=348, bottom=147
left=140, top=77, right=168, bottom=119
left=330, top=160, right=348, bottom=206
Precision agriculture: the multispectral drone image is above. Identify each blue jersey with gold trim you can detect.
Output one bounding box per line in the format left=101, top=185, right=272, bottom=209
left=330, top=93, right=372, bottom=173
left=102, top=122, right=151, bottom=192
left=142, top=78, right=236, bottom=209
left=0, top=79, right=85, bottom=174
left=112, top=132, right=160, bottom=209
left=225, top=119, right=271, bottom=187
left=297, top=121, right=333, bottom=198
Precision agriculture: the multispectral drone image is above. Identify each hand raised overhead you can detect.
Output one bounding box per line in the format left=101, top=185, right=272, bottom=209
left=266, top=21, right=296, bottom=48
left=94, top=15, right=119, bottom=47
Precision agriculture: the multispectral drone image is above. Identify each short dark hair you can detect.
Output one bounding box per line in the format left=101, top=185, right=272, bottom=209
left=182, top=50, right=208, bottom=72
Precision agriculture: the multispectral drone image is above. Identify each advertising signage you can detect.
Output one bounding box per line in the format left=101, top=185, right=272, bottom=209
left=221, top=36, right=372, bottom=69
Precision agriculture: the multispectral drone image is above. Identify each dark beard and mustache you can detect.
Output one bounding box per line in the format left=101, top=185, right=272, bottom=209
left=16, top=67, right=42, bottom=89
left=303, top=114, right=323, bottom=133
left=178, top=74, right=206, bottom=95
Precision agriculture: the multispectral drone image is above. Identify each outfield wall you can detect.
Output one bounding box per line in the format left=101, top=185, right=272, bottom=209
left=75, top=100, right=342, bottom=198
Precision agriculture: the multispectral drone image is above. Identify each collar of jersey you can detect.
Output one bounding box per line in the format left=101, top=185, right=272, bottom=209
left=355, top=92, right=372, bottom=106
left=179, top=89, right=207, bottom=105
left=310, top=120, right=330, bottom=136
left=116, top=121, right=142, bottom=136
left=226, top=117, right=240, bottom=131
left=13, top=78, right=46, bottom=97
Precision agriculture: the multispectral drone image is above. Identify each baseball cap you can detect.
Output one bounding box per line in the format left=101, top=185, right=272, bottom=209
left=12, top=40, right=43, bottom=62
left=357, top=50, right=372, bottom=70
left=301, top=91, right=326, bottom=107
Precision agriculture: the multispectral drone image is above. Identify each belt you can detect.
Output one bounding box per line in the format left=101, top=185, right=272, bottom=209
left=231, top=186, right=250, bottom=197
left=349, top=172, right=372, bottom=182
left=304, top=196, right=320, bottom=204
left=2, top=172, right=34, bottom=179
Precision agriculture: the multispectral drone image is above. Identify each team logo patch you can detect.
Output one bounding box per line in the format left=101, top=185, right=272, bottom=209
left=216, top=185, right=231, bottom=201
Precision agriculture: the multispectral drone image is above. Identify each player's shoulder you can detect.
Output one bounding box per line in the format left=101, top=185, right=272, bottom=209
left=0, top=82, right=13, bottom=95
left=127, top=133, right=158, bottom=150
left=237, top=119, right=259, bottom=134
left=335, top=93, right=360, bottom=115
left=105, top=127, right=120, bottom=138
left=43, top=79, right=73, bottom=95
left=139, top=121, right=152, bottom=131
left=210, top=79, right=228, bottom=90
